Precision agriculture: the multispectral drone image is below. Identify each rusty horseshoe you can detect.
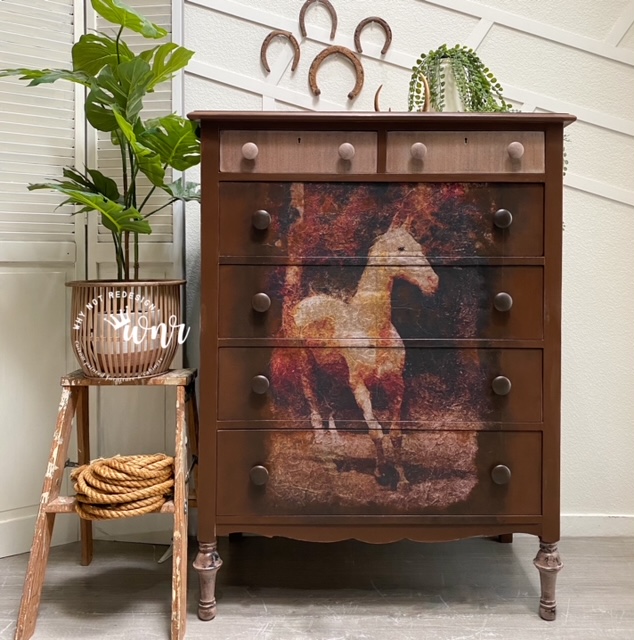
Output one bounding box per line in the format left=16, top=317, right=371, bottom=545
left=354, top=17, right=392, bottom=55
left=309, top=46, right=365, bottom=100
left=299, top=0, right=338, bottom=40
left=260, top=30, right=301, bottom=73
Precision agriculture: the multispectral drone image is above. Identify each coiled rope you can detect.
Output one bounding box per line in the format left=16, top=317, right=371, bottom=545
left=70, top=454, right=174, bottom=520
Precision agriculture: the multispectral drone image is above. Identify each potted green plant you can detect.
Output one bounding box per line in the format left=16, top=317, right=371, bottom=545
left=0, top=0, right=200, bottom=379
left=408, top=44, right=511, bottom=113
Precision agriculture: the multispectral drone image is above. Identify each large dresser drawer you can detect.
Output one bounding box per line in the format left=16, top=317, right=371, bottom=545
left=220, top=130, right=378, bottom=173
left=216, top=430, right=542, bottom=516
left=386, top=131, right=545, bottom=173
left=217, top=348, right=543, bottom=424
left=219, top=182, right=544, bottom=258
left=219, top=265, right=543, bottom=340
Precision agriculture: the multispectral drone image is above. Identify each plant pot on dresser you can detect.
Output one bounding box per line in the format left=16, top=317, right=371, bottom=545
left=189, top=111, right=575, bottom=621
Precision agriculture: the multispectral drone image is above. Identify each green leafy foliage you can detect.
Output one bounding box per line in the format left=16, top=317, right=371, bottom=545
left=408, top=44, right=511, bottom=113
left=0, top=68, right=91, bottom=86
left=91, top=0, right=167, bottom=39
left=28, top=183, right=150, bottom=235
left=1, top=0, right=200, bottom=280
left=141, top=115, right=200, bottom=171
left=164, top=178, right=201, bottom=203
left=114, top=111, right=166, bottom=187
left=72, top=34, right=134, bottom=75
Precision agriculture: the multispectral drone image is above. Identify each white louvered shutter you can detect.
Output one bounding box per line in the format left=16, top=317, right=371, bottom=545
left=0, top=0, right=79, bottom=257
left=0, top=0, right=80, bottom=557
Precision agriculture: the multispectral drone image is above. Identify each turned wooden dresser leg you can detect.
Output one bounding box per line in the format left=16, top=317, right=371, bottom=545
left=533, top=541, right=563, bottom=621
left=193, top=541, right=223, bottom=621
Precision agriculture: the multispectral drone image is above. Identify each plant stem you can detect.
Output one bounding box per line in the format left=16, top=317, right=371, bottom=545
left=112, top=231, right=124, bottom=280
left=138, top=185, right=157, bottom=213
left=143, top=198, right=178, bottom=218
left=134, top=233, right=139, bottom=280
left=115, top=25, right=124, bottom=63
left=116, top=130, right=129, bottom=199
left=124, top=231, right=130, bottom=280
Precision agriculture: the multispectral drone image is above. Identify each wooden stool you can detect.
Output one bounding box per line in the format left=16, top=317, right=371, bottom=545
left=14, top=369, right=199, bottom=640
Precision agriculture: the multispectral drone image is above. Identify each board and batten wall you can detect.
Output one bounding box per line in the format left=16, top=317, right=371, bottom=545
left=182, top=0, right=634, bottom=536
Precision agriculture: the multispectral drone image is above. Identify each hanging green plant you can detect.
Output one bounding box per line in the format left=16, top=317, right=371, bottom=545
left=408, top=44, right=511, bottom=113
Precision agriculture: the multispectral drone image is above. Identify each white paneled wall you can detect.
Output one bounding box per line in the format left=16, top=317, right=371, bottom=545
left=183, top=0, right=634, bottom=535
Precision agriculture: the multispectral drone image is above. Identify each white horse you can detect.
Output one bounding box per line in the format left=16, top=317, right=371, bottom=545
left=289, top=216, right=439, bottom=487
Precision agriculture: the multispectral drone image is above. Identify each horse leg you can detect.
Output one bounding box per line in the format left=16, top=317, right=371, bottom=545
left=386, top=375, right=408, bottom=489
left=349, top=375, right=396, bottom=488
left=298, top=349, right=324, bottom=433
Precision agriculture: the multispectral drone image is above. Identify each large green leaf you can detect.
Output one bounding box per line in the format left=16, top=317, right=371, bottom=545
left=28, top=184, right=150, bottom=235
left=147, top=43, right=195, bottom=90
left=114, top=111, right=165, bottom=188
left=140, top=115, right=200, bottom=171
left=163, top=178, right=201, bottom=203
left=58, top=168, right=121, bottom=202
left=91, top=0, right=167, bottom=39
left=85, top=58, right=153, bottom=131
left=86, top=169, right=121, bottom=202
left=72, top=34, right=134, bottom=75
left=0, top=68, right=91, bottom=87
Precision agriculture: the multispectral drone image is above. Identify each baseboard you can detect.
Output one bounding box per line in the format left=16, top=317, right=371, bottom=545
left=562, top=514, right=634, bottom=537
left=0, top=510, right=78, bottom=559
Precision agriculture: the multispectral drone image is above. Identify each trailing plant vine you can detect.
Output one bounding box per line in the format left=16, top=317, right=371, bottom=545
left=408, top=44, right=511, bottom=113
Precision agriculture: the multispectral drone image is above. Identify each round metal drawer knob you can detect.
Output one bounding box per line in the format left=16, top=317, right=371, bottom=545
left=251, top=374, right=270, bottom=395
left=491, top=464, right=512, bottom=485
left=493, top=292, right=513, bottom=312
left=252, top=209, right=271, bottom=230
left=507, top=141, right=525, bottom=160
left=242, top=142, right=259, bottom=160
left=492, top=375, right=512, bottom=396
left=249, top=465, right=270, bottom=486
left=493, top=208, right=513, bottom=229
left=252, top=292, right=271, bottom=313
left=338, top=142, right=356, bottom=161
left=410, top=142, right=427, bottom=161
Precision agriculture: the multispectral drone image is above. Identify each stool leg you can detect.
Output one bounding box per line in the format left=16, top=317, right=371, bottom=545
left=76, top=386, right=93, bottom=566
left=186, top=380, right=199, bottom=504
left=171, top=385, right=188, bottom=640
left=15, top=387, right=78, bottom=640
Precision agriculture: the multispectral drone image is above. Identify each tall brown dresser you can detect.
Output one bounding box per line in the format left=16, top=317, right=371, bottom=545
left=189, top=112, right=575, bottom=621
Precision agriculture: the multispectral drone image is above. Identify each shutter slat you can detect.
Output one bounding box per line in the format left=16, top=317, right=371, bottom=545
left=0, top=0, right=76, bottom=243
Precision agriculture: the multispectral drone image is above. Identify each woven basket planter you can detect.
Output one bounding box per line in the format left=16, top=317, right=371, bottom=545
left=68, top=280, right=185, bottom=379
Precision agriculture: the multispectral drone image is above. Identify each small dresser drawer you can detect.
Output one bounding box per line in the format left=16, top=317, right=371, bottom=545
left=220, top=130, right=378, bottom=173
left=219, top=182, right=544, bottom=258
left=219, top=265, right=543, bottom=340
left=216, top=430, right=542, bottom=516
left=218, top=347, right=543, bottom=423
left=386, top=131, right=545, bottom=173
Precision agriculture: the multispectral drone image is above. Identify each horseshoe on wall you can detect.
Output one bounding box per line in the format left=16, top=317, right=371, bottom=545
left=354, top=17, right=392, bottom=55
left=260, top=30, right=301, bottom=73
left=299, top=0, right=338, bottom=40
left=309, top=45, right=365, bottom=100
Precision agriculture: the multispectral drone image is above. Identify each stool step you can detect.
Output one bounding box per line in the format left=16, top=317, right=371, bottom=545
left=45, top=496, right=196, bottom=514
left=45, top=496, right=177, bottom=514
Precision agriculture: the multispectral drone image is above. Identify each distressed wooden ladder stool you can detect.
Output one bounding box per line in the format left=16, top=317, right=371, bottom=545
left=15, top=369, right=199, bottom=640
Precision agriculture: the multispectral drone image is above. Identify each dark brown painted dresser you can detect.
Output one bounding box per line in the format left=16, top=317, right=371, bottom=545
left=189, top=111, right=575, bottom=621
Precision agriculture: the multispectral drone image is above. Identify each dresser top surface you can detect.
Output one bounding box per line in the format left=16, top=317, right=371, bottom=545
left=188, top=111, right=576, bottom=128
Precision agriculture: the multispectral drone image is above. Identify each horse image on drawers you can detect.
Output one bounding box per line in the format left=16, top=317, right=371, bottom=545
left=214, top=181, right=544, bottom=514
left=224, top=181, right=513, bottom=514
left=289, top=208, right=440, bottom=490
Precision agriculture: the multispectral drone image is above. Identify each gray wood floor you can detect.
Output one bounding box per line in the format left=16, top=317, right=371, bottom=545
left=1, top=535, right=632, bottom=639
